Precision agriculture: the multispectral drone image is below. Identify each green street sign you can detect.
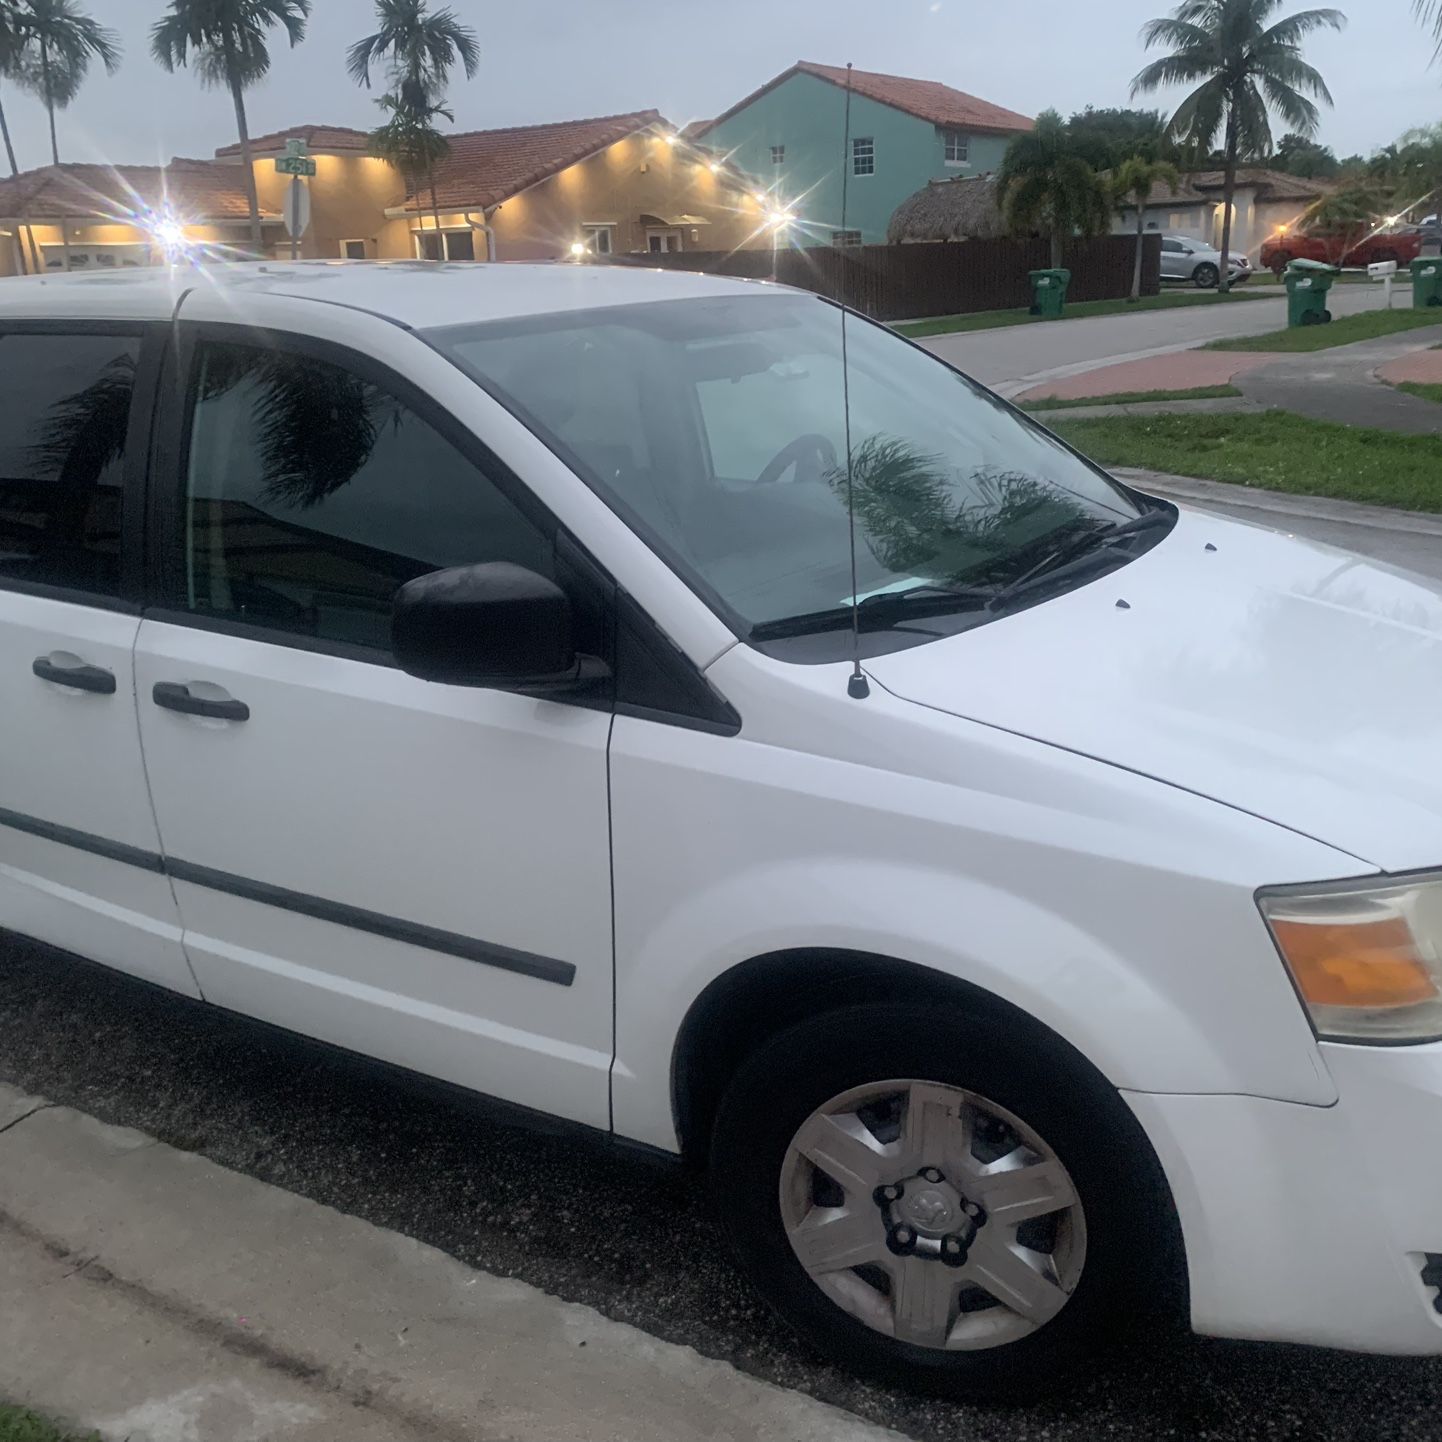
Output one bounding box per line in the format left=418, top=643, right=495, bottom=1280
left=275, top=155, right=317, bottom=177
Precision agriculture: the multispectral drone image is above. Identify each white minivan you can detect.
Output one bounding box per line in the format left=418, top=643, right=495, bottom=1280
left=2, top=262, right=1441, bottom=1399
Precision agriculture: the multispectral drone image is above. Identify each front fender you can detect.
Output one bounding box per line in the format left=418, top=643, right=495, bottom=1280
left=608, top=692, right=1345, bottom=1153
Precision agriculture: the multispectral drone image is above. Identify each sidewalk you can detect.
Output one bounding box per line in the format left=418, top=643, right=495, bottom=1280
left=1236, top=331, right=1442, bottom=434
left=0, top=1084, right=902, bottom=1442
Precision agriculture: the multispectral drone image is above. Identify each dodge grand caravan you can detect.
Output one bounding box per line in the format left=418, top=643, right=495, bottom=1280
left=2, top=261, right=1441, bottom=1398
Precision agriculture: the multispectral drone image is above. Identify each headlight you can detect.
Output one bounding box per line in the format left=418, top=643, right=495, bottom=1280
left=1259, top=873, right=1442, bottom=1043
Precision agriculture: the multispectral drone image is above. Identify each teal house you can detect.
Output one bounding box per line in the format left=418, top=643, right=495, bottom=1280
left=694, top=62, right=1032, bottom=246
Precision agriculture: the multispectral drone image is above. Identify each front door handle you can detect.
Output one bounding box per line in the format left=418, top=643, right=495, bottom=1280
left=152, top=681, right=250, bottom=722
left=33, top=654, right=116, bottom=694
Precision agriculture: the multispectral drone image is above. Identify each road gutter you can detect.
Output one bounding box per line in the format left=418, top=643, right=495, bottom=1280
left=0, top=1083, right=903, bottom=1442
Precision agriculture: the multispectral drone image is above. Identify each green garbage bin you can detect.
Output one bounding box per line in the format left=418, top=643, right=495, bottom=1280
left=1284, top=258, right=1337, bottom=327
left=1028, top=267, right=1071, bottom=319
left=1410, top=257, right=1442, bottom=308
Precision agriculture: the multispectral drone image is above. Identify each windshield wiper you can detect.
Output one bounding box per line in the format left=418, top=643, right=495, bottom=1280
left=986, top=508, right=1173, bottom=611
left=749, top=584, right=996, bottom=640
left=749, top=508, right=1173, bottom=642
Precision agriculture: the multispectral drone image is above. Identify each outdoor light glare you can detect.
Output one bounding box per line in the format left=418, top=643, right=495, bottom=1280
left=662, top=133, right=677, bottom=146
left=569, top=240, right=586, bottom=256
left=709, top=161, right=721, bottom=173
left=1388, top=214, right=1402, bottom=226
left=146, top=210, right=189, bottom=258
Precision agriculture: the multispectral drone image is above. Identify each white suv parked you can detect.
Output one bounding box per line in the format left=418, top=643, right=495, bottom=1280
left=2, top=262, right=1441, bottom=1400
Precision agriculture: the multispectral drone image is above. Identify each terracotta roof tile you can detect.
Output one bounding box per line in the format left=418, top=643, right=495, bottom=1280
left=697, top=63, right=1032, bottom=139
left=403, top=110, right=665, bottom=211
left=0, top=161, right=275, bottom=222
left=215, top=124, right=371, bottom=158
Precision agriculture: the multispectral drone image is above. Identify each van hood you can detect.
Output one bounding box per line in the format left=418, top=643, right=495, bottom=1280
left=864, top=506, right=1442, bottom=874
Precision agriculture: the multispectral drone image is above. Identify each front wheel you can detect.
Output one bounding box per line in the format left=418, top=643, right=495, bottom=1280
left=1193, top=262, right=1219, bottom=288
left=709, top=1003, right=1176, bottom=1400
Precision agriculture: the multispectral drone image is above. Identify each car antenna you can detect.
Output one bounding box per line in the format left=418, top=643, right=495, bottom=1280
left=839, top=61, right=870, bottom=701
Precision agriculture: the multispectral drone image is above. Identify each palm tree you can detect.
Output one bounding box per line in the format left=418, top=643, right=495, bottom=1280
left=995, top=110, right=1113, bottom=269
left=369, top=90, right=453, bottom=258
left=0, top=0, right=40, bottom=273
left=1133, top=0, right=1345, bottom=292
left=347, top=0, right=478, bottom=238
left=1113, top=155, right=1182, bottom=299
left=1417, top=1, right=1442, bottom=56
left=10, top=0, right=119, bottom=272
left=151, top=0, right=312, bottom=257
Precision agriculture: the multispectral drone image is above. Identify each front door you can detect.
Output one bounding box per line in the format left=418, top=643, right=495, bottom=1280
left=133, top=323, right=615, bottom=1126
left=0, top=323, right=195, bottom=993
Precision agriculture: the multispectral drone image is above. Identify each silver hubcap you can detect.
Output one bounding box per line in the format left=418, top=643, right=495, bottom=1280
left=779, top=1079, right=1086, bottom=1352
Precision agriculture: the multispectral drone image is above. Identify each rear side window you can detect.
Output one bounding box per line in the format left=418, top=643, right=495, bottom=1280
left=178, top=340, right=551, bottom=652
left=0, top=331, right=140, bottom=597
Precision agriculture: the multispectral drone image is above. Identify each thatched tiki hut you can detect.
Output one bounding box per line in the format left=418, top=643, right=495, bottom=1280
left=887, top=175, right=1005, bottom=244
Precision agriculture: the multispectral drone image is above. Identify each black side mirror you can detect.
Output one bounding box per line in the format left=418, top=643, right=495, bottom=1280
left=392, top=562, right=605, bottom=692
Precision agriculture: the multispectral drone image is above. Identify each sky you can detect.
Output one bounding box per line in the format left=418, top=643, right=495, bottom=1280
left=2, top=0, right=1437, bottom=173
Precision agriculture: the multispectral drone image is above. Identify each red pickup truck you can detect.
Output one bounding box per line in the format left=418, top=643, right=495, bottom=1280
left=1260, top=227, right=1422, bottom=276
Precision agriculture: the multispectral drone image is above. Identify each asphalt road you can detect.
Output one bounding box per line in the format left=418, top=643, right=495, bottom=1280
left=5, top=932, right=1442, bottom=1442
left=925, top=284, right=1405, bottom=395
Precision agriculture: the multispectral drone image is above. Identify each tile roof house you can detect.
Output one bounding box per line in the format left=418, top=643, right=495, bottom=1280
left=386, top=110, right=766, bottom=262
left=694, top=61, right=1033, bottom=244
left=0, top=108, right=770, bottom=275
left=0, top=160, right=277, bottom=274
left=1113, top=167, right=1335, bottom=260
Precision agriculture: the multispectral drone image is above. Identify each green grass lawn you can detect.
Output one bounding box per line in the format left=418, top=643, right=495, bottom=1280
left=1392, top=379, right=1442, bottom=404
left=894, top=288, right=1271, bottom=339
left=0, top=1405, right=95, bottom=1442
left=1204, top=307, right=1442, bottom=352
left=1022, top=384, right=1241, bottom=412
left=1047, top=410, right=1442, bottom=513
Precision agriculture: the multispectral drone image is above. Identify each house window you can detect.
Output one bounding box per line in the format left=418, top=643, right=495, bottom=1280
left=943, top=132, right=969, bottom=166
left=340, top=239, right=367, bottom=260
left=770, top=144, right=785, bottom=165
left=832, top=229, right=862, bottom=247
left=647, top=230, right=683, bottom=253
left=415, top=230, right=475, bottom=261
left=583, top=224, right=614, bottom=255
left=852, top=137, right=875, bottom=176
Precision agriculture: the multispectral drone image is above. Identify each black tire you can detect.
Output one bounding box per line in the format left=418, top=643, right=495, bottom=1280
left=1374, top=249, right=1399, bottom=267
left=1270, top=253, right=1292, bottom=279
left=709, top=1002, right=1179, bottom=1401
left=1300, top=310, right=1322, bottom=326
left=1192, top=262, right=1219, bottom=289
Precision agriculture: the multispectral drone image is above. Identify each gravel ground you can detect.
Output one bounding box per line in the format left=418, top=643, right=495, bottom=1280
left=4, top=935, right=1442, bottom=1441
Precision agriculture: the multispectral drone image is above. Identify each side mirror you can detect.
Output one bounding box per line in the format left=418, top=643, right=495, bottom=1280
left=392, top=562, right=603, bottom=691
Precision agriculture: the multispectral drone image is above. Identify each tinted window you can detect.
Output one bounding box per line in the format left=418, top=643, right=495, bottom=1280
left=0, top=332, right=139, bottom=596
left=180, top=341, right=551, bottom=651
left=1161, top=239, right=1184, bottom=253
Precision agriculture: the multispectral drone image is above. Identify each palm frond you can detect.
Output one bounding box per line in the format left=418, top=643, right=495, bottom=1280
left=1259, top=6, right=1346, bottom=45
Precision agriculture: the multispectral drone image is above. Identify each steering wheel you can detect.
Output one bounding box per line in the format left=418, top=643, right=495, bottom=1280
left=755, top=433, right=838, bottom=486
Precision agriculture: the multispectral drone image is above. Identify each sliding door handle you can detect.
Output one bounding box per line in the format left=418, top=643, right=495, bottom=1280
left=152, top=681, right=250, bottom=722
left=33, top=655, right=116, bottom=694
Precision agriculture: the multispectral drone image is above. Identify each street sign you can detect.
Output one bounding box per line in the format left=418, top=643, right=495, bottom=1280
left=275, top=155, right=317, bottom=177
left=282, top=180, right=311, bottom=238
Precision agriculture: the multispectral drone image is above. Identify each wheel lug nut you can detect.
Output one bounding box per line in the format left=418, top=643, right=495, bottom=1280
left=941, top=1234, right=969, bottom=1267
left=873, top=1183, right=904, bottom=1207
left=887, top=1225, right=916, bottom=1255
left=918, top=1167, right=944, bottom=1184
left=963, top=1201, right=987, bottom=1226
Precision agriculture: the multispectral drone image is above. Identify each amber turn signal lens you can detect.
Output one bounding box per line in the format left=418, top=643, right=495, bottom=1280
left=1270, top=916, right=1438, bottom=1010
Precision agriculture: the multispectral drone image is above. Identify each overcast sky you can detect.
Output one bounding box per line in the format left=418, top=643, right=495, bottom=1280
left=2, top=0, right=1435, bottom=172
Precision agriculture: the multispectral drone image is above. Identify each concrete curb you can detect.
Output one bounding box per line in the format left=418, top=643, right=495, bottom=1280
left=1114, top=468, right=1442, bottom=537
left=0, top=1083, right=905, bottom=1442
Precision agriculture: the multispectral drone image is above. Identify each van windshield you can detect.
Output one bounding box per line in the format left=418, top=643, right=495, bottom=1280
left=428, top=294, right=1146, bottom=656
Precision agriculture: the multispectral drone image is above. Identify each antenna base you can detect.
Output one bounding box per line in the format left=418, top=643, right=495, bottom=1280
left=847, top=672, right=871, bottom=700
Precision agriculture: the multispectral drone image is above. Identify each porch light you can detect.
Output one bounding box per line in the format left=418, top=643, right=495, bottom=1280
left=569, top=241, right=586, bottom=257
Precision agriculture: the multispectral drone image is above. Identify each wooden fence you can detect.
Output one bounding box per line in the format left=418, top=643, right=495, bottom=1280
left=612, top=235, right=1161, bottom=322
